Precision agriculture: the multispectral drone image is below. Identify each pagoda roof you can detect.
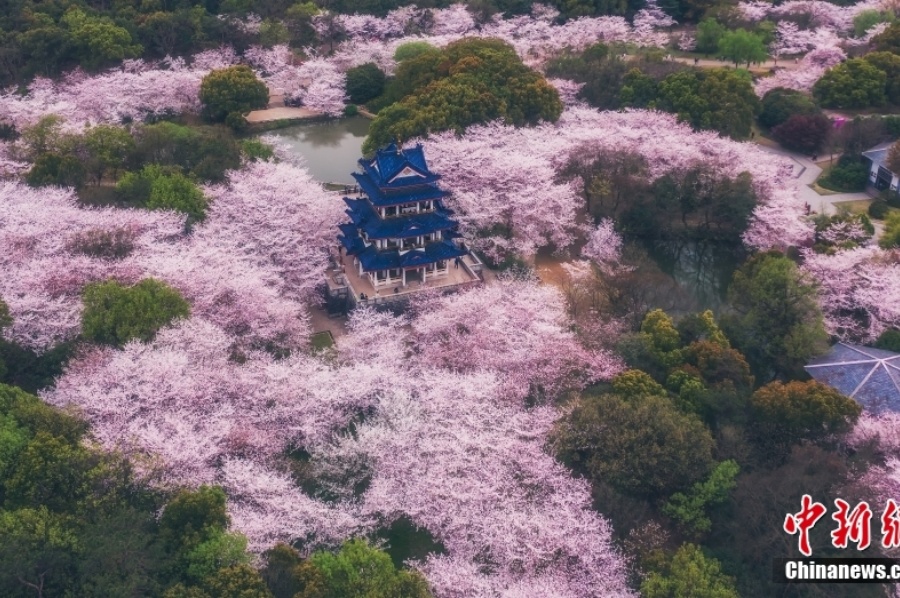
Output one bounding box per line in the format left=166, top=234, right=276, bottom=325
left=354, top=240, right=468, bottom=272
left=343, top=197, right=456, bottom=240
left=358, top=142, right=441, bottom=189
left=351, top=171, right=449, bottom=207
left=805, top=343, right=900, bottom=414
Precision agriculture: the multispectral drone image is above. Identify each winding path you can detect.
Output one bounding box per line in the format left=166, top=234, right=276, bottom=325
left=755, top=145, right=872, bottom=215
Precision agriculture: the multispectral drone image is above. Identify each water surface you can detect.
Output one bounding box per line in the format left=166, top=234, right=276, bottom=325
left=262, top=116, right=370, bottom=183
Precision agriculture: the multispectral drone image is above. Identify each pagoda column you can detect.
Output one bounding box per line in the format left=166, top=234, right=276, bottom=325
left=402, top=269, right=406, bottom=287
left=423, top=266, right=427, bottom=283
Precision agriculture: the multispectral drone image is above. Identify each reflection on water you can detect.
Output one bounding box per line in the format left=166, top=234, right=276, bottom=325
left=643, top=239, right=745, bottom=314
left=261, top=116, right=371, bottom=183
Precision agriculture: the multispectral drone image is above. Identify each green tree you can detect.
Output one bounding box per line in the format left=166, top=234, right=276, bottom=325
left=864, top=51, right=900, bottom=105
left=641, top=543, right=739, bottom=598
left=3, top=431, right=92, bottom=512
left=695, top=18, right=726, bottom=55
left=717, top=29, right=768, bottom=68
left=364, top=38, right=562, bottom=153
left=657, top=68, right=759, bottom=139
left=758, top=87, right=820, bottom=129
left=259, top=19, right=290, bottom=47
left=284, top=2, right=320, bottom=47
left=393, top=41, right=437, bottom=62
left=854, top=9, right=896, bottom=38
left=873, top=21, right=900, bottom=53
left=199, top=65, right=269, bottom=123
left=724, top=252, right=829, bottom=380
left=619, top=68, right=658, bottom=108
left=813, top=59, right=887, bottom=109
left=611, top=369, right=667, bottom=398
left=879, top=212, right=900, bottom=249
left=25, top=152, right=87, bottom=188
left=772, top=113, right=832, bottom=153
left=553, top=392, right=715, bottom=497
left=81, top=278, right=191, bottom=347
left=132, top=122, right=241, bottom=183
left=663, top=460, right=739, bottom=536
left=345, top=63, right=386, bottom=105
left=296, top=539, right=432, bottom=598
left=117, top=165, right=208, bottom=220
left=17, top=16, right=69, bottom=78
left=0, top=507, right=78, bottom=598
left=204, top=564, right=273, bottom=598
left=159, top=486, right=229, bottom=552
left=751, top=380, right=861, bottom=446
left=83, top=125, right=135, bottom=185
left=62, top=9, right=141, bottom=71
left=184, top=530, right=252, bottom=582
left=875, top=329, right=900, bottom=352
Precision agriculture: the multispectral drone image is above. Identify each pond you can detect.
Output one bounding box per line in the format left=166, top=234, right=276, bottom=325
left=642, top=238, right=746, bottom=315
left=261, top=116, right=371, bottom=184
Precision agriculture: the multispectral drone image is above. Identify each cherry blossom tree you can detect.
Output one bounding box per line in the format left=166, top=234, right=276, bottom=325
left=423, top=106, right=810, bottom=256
left=44, top=282, right=635, bottom=596
left=409, top=279, right=624, bottom=402
left=582, top=219, right=623, bottom=273
left=802, top=247, right=900, bottom=342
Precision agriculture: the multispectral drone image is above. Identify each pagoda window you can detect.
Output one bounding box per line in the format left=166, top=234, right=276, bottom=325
left=437, top=260, right=447, bottom=270
left=385, top=206, right=398, bottom=217
left=388, top=268, right=400, bottom=279
left=387, top=239, right=399, bottom=249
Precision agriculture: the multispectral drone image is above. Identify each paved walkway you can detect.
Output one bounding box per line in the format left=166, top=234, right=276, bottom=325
left=755, top=145, right=872, bottom=215
left=246, top=106, right=324, bottom=123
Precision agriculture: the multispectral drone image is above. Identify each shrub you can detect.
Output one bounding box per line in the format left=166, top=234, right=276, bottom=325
left=393, top=41, right=436, bottom=62
left=343, top=103, right=359, bottom=117
left=875, top=329, right=900, bottom=352
left=224, top=112, right=248, bottom=132
left=813, top=59, right=887, bottom=109
left=880, top=212, right=900, bottom=249
left=345, top=63, right=386, bottom=105
left=81, top=278, right=190, bottom=346
left=240, top=139, right=274, bottom=162
left=759, top=87, right=820, bottom=129
left=117, top=165, right=207, bottom=220
left=869, top=199, right=889, bottom=219
left=820, top=156, right=869, bottom=192
left=772, top=113, right=832, bottom=153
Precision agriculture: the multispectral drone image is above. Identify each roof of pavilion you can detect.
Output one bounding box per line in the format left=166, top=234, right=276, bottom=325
left=346, top=240, right=468, bottom=272
left=350, top=171, right=449, bottom=208
left=358, top=142, right=441, bottom=189
left=805, top=343, right=900, bottom=414
left=863, top=142, right=895, bottom=175
left=343, top=197, right=456, bottom=240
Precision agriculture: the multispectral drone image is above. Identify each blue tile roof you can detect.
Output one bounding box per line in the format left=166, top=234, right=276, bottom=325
left=354, top=240, right=468, bottom=272
left=805, top=343, right=900, bottom=414
left=344, top=197, right=456, bottom=240
left=351, top=171, right=449, bottom=207
left=358, top=143, right=441, bottom=189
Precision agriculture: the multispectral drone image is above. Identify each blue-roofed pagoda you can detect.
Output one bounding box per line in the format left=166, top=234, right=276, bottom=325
left=338, top=142, right=469, bottom=289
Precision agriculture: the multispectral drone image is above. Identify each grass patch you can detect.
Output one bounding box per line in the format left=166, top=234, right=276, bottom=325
left=832, top=199, right=874, bottom=214
left=310, top=330, right=335, bottom=352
